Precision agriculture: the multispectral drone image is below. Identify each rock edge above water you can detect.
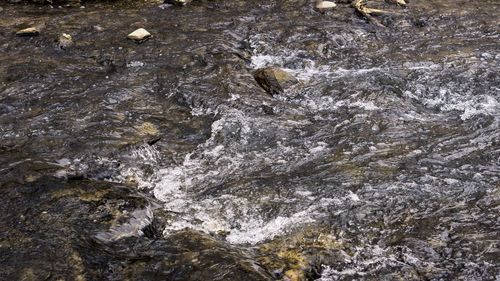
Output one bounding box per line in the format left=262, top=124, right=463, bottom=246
left=16, top=27, right=40, bottom=36
left=254, top=66, right=299, bottom=96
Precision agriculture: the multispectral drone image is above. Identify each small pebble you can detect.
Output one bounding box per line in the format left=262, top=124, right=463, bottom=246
left=127, top=28, right=151, bottom=43
left=58, top=33, right=73, bottom=49
left=315, top=0, right=336, bottom=9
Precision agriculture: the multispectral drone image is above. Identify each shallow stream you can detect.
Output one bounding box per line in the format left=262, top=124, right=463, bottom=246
left=0, top=0, right=499, bottom=280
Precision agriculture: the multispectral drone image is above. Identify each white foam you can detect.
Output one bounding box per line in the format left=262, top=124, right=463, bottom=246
left=226, top=212, right=314, bottom=244
left=404, top=84, right=500, bottom=120
left=141, top=108, right=358, bottom=244
left=309, top=142, right=328, bottom=154
left=347, top=191, right=360, bottom=202
left=56, top=158, right=71, bottom=166
left=250, top=45, right=499, bottom=121
left=126, top=61, right=144, bottom=67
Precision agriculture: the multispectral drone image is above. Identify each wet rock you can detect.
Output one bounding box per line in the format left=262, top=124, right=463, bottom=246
left=257, top=226, right=347, bottom=281
left=147, top=136, right=162, bottom=146
left=15, top=27, right=40, bottom=37
left=165, top=0, right=192, bottom=6
left=57, top=33, right=73, bottom=49
left=127, top=28, right=151, bottom=43
left=0, top=175, right=151, bottom=280
left=163, top=231, right=274, bottom=280
left=136, top=121, right=159, bottom=137
left=0, top=174, right=275, bottom=280
left=315, top=0, right=336, bottom=9
left=254, top=66, right=299, bottom=96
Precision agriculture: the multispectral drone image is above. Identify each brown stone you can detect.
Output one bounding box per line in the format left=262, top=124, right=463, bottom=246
left=254, top=67, right=299, bottom=96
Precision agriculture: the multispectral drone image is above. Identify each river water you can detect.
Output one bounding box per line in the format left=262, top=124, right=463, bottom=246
left=0, top=0, right=499, bottom=280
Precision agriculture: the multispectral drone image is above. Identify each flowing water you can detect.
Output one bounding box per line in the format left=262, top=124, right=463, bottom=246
left=0, top=0, right=499, bottom=280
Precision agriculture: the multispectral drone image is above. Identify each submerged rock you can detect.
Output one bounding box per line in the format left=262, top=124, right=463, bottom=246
left=57, top=33, right=73, bottom=49
left=315, top=0, right=336, bottom=9
left=0, top=172, right=274, bottom=280
left=136, top=121, right=160, bottom=138
left=254, top=66, right=299, bottom=96
left=15, top=27, right=40, bottom=37
left=127, top=28, right=151, bottom=43
left=165, top=0, right=192, bottom=6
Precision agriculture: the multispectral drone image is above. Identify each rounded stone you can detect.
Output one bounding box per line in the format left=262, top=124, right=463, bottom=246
left=315, top=1, right=337, bottom=9
left=58, top=33, right=73, bottom=49
left=127, top=28, right=151, bottom=43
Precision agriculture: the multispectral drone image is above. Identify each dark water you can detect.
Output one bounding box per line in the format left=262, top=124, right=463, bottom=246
left=0, top=0, right=499, bottom=280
